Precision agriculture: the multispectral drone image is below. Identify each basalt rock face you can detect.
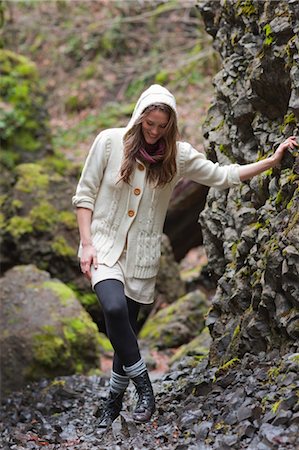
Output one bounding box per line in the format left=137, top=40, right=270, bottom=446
left=198, top=0, right=299, bottom=365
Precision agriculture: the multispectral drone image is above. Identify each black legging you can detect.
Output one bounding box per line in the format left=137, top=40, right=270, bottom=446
left=94, top=279, right=141, bottom=376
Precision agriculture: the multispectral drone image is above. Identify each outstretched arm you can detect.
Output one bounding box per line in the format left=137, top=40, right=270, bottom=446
left=239, top=136, right=298, bottom=182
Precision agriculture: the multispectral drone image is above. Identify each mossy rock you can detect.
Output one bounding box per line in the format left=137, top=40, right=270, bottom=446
left=169, top=327, right=212, bottom=366
left=0, top=159, right=84, bottom=289
left=139, top=289, right=208, bottom=349
left=0, top=49, right=52, bottom=168
left=0, top=265, right=102, bottom=396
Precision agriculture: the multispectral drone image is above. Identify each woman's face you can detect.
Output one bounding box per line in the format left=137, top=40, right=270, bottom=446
left=141, top=109, right=169, bottom=145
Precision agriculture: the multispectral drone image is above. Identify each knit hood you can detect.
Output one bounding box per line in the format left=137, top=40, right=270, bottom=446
left=125, top=84, right=177, bottom=131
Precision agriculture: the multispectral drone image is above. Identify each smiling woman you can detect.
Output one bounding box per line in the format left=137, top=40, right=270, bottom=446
left=72, top=84, right=298, bottom=430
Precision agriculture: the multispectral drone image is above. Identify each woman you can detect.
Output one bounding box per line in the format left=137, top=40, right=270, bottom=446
left=72, top=84, right=297, bottom=428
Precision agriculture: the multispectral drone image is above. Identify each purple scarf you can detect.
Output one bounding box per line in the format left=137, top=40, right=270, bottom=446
left=137, top=139, right=166, bottom=165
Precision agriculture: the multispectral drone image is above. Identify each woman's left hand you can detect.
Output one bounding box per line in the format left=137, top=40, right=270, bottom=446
left=271, top=136, right=298, bottom=167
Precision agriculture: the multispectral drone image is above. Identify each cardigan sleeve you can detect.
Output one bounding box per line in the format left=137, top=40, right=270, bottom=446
left=180, top=142, right=241, bottom=189
left=72, top=131, right=111, bottom=210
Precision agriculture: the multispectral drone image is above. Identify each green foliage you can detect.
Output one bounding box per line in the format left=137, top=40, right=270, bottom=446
left=29, top=201, right=58, bottom=231
left=5, top=215, right=33, bottom=238
left=51, top=236, right=76, bottom=257
left=15, top=163, right=49, bottom=193
left=0, top=49, right=50, bottom=167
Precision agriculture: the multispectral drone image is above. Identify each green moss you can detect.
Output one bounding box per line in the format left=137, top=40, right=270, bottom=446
left=271, top=400, right=282, bottom=414
left=289, top=354, right=299, bottom=363
left=285, top=211, right=299, bottom=235
left=283, top=112, right=296, bottom=126
left=6, top=215, right=33, bottom=238
left=43, top=280, right=74, bottom=306
left=28, top=308, right=100, bottom=380
left=286, top=199, right=293, bottom=210
left=215, top=358, right=240, bottom=379
left=263, top=24, right=273, bottom=47
left=11, top=199, right=23, bottom=209
left=15, top=163, right=49, bottom=193
left=232, top=324, right=240, bottom=340
left=0, top=213, right=5, bottom=229
left=219, top=143, right=236, bottom=162
left=231, top=241, right=239, bottom=258
left=263, top=168, right=273, bottom=178
left=0, top=49, right=49, bottom=166
left=51, top=236, right=76, bottom=257
left=268, top=365, right=281, bottom=382
left=251, top=222, right=263, bottom=230
left=61, top=314, right=99, bottom=369
left=30, top=331, right=66, bottom=374
left=214, top=119, right=225, bottom=131
left=0, top=195, right=7, bottom=208
left=78, top=292, right=98, bottom=308
left=62, top=317, right=90, bottom=343
left=236, top=0, right=256, bottom=16
left=275, top=190, right=284, bottom=206
left=214, top=421, right=229, bottom=432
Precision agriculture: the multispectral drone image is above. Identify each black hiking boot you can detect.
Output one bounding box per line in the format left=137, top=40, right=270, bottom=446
left=95, top=390, right=124, bottom=428
left=132, top=371, right=155, bottom=423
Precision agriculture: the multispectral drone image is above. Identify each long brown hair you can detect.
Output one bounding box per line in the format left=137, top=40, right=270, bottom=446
left=119, top=103, right=179, bottom=188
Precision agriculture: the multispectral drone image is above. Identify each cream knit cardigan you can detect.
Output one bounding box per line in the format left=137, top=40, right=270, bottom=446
left=72, top=127, right=241, bottom=279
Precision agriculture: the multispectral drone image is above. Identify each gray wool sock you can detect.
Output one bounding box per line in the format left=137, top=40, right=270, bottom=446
left=110, top=371, right=129, bottom=394
left=123, top=358, right=147, bottom=379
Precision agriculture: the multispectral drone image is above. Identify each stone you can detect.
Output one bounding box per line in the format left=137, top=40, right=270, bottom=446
left=272, top=410, right=292, bottom=426
left=0, top=265, right=102, bottom=395
left=139, top=290, right=208, bottom=349
left=194, top=421, right=213, bottom=440
left=197, top=0, right=299, bottom=365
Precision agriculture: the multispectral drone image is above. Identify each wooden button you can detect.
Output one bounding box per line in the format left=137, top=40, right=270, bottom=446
left=128, top=210, right=135, bottom=217
left=134, top=188, right=141, bottom=196
left=137, top=163, right=145, bottom=171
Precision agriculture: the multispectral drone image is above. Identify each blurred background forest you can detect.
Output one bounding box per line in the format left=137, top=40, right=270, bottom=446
left=1, top=0, right=218, bottom=164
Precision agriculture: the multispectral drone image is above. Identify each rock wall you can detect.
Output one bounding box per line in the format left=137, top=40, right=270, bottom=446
left=198, top=0, right=299, bottom=364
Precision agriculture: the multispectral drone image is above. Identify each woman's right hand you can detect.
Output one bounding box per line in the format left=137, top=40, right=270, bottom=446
left=80, top=244, right=98, bottom=280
